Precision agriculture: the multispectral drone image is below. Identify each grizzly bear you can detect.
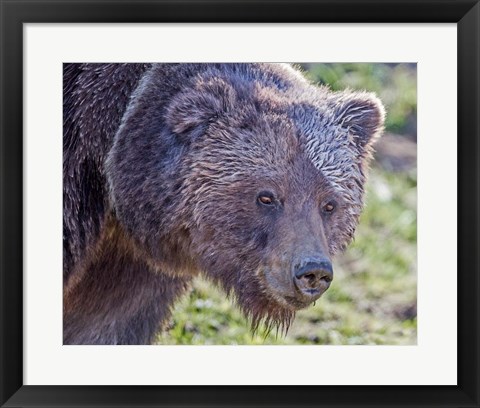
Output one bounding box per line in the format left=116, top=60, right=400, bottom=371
left=63, top=63, right=384, bottom=345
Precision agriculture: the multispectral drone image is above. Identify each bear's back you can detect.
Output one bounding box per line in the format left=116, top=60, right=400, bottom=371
left=63, top=63, right=151, bottom=284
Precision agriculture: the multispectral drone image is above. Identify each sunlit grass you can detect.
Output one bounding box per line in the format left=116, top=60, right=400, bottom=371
left=300, top=63, right=417, bottom=136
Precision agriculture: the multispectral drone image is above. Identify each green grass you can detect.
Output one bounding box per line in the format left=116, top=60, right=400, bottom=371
left=299, top=63, right=417, bottom=137
left=157, top=165, right=417, bottom=345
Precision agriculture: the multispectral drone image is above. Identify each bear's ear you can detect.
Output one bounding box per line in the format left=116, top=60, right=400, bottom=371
left=166, top=77, right=237, bottom=139
left=332, top=92, right=385, bottom=150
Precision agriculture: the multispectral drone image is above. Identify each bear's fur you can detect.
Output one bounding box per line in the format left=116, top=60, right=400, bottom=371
left=63, top=63, right=384, bottom=344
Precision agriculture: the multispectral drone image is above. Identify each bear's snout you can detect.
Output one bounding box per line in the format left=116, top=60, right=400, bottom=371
left=264, top=255, right=334, bottom=309
left=293, top=258, right=333, bottom=301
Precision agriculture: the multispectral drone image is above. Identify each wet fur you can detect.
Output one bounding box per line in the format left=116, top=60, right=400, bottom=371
left=63, top=63, right=384, bottom=344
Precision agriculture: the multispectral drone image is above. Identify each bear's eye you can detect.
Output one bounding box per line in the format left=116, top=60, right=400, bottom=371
left=322, top=201, right=336, bottom=214
left=257, top=193, right=275, bottom=206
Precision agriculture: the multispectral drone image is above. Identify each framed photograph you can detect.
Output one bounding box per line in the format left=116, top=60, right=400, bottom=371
left=1, top=0, right=478, bottom=407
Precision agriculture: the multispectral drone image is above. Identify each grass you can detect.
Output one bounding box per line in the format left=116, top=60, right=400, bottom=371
left=156, top=165, right=417, bottom=345
left=300, top=63, right=417, bottom=137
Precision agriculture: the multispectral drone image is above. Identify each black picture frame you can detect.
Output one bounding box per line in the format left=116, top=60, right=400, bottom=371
left=1, top=1, right=479, bottom=407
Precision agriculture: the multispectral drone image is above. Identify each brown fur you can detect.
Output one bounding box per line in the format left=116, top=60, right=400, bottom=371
left=64, top=216, right=191, bottom=345
left=63, top=63, right=384, bottom=344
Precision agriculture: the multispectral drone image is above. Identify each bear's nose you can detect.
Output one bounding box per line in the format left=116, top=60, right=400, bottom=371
left=293, top=259, right=333, bottom=298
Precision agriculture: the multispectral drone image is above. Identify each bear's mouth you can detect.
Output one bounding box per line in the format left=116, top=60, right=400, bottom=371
left=260, top=268, right=324, bottom=311
left=232, top=266, right=322, bottom=334
left=281, top=294, right=315, bottom=309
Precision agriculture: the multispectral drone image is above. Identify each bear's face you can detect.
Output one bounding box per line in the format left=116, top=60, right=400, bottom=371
left=107, top=65, right=384, bottom=331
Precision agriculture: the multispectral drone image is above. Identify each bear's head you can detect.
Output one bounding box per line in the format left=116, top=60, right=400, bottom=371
left=106, top=64, right=385, bottom=332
